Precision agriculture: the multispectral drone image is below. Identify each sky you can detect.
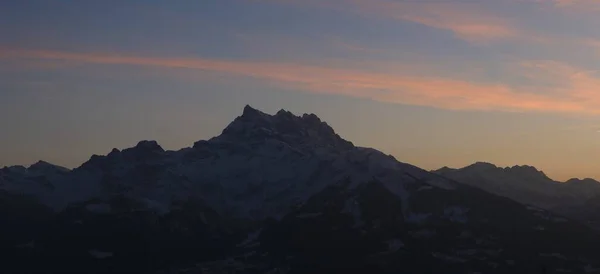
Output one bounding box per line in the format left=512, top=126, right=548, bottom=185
left=2, top=0, right=600, bottom=181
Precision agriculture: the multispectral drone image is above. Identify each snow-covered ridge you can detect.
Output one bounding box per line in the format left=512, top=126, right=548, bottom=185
left=0, top=105, right=456, bottom=219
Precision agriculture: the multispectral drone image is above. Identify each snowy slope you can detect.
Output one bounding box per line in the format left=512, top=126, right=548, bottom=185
left=1, top=105, right=458, bottom=220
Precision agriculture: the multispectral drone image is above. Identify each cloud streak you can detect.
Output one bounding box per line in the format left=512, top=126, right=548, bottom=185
left=273, top=0, right=537, bottom=43
left=2, top=48, right=600, bottom=115
left=347, top=0, right=522, bottom=43
left=275, top=0, right=600, bottom=47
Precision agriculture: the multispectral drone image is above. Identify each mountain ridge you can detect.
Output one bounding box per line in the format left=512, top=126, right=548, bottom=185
left=434, top=162, right=600, bottom=232
left=436, top=162, right=600, bottom=185
left=2, top=105, right=600, bottom=273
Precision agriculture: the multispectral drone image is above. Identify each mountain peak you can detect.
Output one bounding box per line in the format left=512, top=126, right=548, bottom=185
left=241, top=104, right=264, bottom=118
left=504, top=165, right=550, bottom=180
left=29, top=160, right=70, bottom=172
left=29, top=160, right=52, bottom=168
left=506, top=164, right=539, bottom=171
left=108, top=148, right=121, bottom=157
left=467, top=162, right=498, bottom=170
left=434, top=166, right=455, bottom=173
left=217, top=105, right=353, bottom=149
left=134, top=140, right=164, bottom=152
left=565, top=178, right=600, bottom=185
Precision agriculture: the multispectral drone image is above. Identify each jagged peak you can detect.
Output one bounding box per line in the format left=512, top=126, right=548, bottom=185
left=241, top=104, right=267, bottom=119
left=77, top=141, right=164, bottom=170
left=134, top=140, right=163, bottom=151
left=275, top=108, right=293, bottom=117
left=216, top=105, right=353, bottom=149
left=302, top=113, right=322, bottom=123
left=504, top=165, right=550, bottom=179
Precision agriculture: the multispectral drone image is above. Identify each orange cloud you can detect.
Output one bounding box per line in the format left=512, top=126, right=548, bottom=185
left=2, top=48, right=600, bottom=115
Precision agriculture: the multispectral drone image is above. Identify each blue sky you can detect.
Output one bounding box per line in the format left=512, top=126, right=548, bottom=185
left=2, top=0, right=600, bottom=180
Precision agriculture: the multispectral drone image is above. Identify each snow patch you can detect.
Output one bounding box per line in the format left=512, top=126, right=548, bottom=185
left=405, top=212, right=431, bottom=224
left=237, top=229, right=262, bottom=248
left=527, top=206, right=545, bottom=212
left=386, top=239, right=404, bottom=252
left=458, top=230, right=473, bottom=238
left=534, top=211, right=568, bottom=223
left=443, top=206, right=469, bottom=224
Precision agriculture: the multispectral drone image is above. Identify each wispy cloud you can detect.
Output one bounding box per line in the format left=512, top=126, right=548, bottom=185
left=4, top=48, right=600, bottom=115
left=273, top=0, right=534, bottom=44
left=347, top=0, right=523, bottom=43
left=273, top=0, right=600, bottom=47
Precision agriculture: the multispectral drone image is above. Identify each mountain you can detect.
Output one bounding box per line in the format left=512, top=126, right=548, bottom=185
left=435, top=163, right=600, bottom=230
left=434, top=162, right=565, bottom=208
left=2, top=105, right=600, bottom=274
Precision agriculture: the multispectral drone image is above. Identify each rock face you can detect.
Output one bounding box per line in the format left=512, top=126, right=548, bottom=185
left=2, top=105, right=600, bottom=274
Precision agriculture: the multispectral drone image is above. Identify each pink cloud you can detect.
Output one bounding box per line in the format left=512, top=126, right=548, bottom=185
left=3, top=48, right=600, bottom=115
